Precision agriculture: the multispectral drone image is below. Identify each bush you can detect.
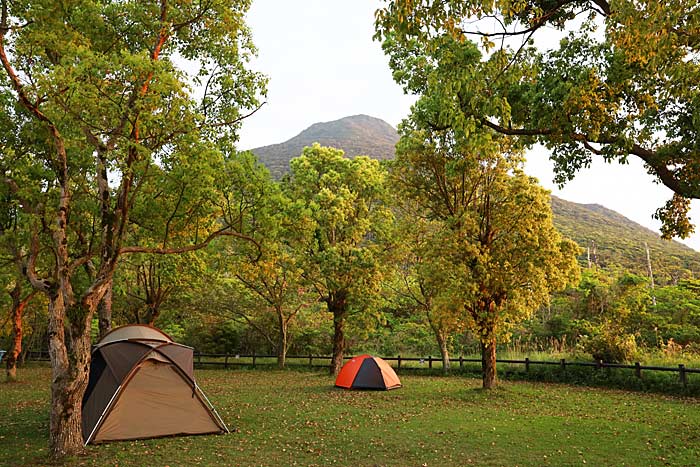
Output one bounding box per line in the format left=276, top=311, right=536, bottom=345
left=580, top=328, right=639, bottom=363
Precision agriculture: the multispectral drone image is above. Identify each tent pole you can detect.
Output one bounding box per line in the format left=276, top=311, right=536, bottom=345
left=84, top=384, right=122, bottom=446
left=195, top=383, right=230, bottom=433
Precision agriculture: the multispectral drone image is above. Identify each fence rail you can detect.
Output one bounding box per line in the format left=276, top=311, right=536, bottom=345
left=23, top=350, right=700, bottom=387
left=189, top=352, right=700, bottom=387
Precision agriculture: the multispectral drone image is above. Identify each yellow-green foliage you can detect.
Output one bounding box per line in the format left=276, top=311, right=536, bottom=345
left=376, top=0, right=700, bottom=239
left=286, top=143, right=394, bottom=316
left=392, top=99, right=580, bottom=346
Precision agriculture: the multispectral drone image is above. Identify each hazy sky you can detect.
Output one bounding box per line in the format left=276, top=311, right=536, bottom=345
left=238, top=0, right=700, bottom=252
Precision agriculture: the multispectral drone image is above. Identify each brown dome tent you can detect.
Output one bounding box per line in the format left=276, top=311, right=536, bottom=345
left=82, top=325, right=228, bottom=444
left=335, top=354, right=401, bottom=390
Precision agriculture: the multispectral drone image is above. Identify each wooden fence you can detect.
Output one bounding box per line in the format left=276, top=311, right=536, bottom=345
left=24, top=350, right=700, bottom=387
left=189, top=352, right=700, bottom=387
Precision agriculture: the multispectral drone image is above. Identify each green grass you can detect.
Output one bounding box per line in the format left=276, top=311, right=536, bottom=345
left=2, top=366, right=700, bottom=467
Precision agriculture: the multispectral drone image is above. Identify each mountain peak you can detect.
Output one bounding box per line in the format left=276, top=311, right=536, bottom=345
left=250, top=115, right=399, bottom=178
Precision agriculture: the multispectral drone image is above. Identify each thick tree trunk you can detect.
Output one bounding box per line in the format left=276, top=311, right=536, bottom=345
left=6, top=284, right=33, bottom=382
left=277, top=313, right=288, bottom=369
left=47, top=289, right=103, bottom=458
left=97, top=281, right=113, bottom=339
left=481, top=337, right=497, bottom=389
left=328, top=291, right=348, bottom=376
left=330, top=311, right=346, bottom=376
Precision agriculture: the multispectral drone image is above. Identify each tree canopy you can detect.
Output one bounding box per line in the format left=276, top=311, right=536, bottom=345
left=286, top=144, right=394, bottom=375
left=0, top=0, right=265, bottom=457
left=391, top=92, right=581, bottom=387
left=375, top=0, right=700, bottom=239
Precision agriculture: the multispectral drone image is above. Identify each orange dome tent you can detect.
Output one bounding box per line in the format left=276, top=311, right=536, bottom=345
left=335, top=354, right=401, bottom=390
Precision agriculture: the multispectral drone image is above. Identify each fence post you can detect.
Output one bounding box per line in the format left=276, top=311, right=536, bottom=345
left=308, top=354, right=312, bottom=367
left=459, top=355, right=463, bottom=368
left=224, top=355, right=229, bottom=369
left=252, top=351, right=256, bottom=368
left=560, top=358, right=566, bottom=370
left=679, top=364, right=687, bottom=387
left=397, top=355, right=401, bottom=369
left=635, top=362, right=641, bottom=378
left=525, top=357, right=530, bottom=373
left=596, top=359, right=603, bottom=370
left=428, top=355, right=433, bottom=369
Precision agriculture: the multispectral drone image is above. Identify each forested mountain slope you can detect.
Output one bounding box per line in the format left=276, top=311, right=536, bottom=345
left=249, top=115, right=700, bottom=281
left=551, top=196, right=700, bottom=282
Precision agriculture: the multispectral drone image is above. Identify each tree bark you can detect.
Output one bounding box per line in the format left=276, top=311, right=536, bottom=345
left=44, top=276, right=110, bottom=458
left=328, top=290, right=348, bottom=376
left=143, top=304, right=160, bottom=326
left=97, top=280, right=113, bottom=339
left=436, top=332, right=450, bottom=374
left=6, top=284, right=34, bottom=382
left=481, top=337, right=497, bottom=389
left=330, top=311, right=346, bottom=376
left=427, top=313, right=451, bottom=374
left=46, top=295, right=89, bottom=457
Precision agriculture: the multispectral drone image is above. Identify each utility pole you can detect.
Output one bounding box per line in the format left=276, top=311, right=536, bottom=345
left=644, top=242, right=657, bottom=306
left=591, top=241, right=598, bottom=268
left=587, top=245, right=592, bottom=269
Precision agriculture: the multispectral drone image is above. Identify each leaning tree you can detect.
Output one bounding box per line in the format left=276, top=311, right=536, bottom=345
left=0, top=0, right=265, bottom=457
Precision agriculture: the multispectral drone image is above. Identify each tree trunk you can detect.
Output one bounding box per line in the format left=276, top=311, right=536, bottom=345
left=144, top=305, right=159, bottom=326
left=428, top=316, right=451, bottom=374
left=328, top=291, right=348, bottom=376
left=46, top=288, right=105, bottom=458
left=481, top=337, right=497, bottom=389
left=97, top=281, right=113, bottom=339
left=6, top=284, right=33, bottom=382
left=277, top=313, right=288, bottom=369
left=330, top=311, right=346, bottom=376
left=436, top=332, right=450, bottom=374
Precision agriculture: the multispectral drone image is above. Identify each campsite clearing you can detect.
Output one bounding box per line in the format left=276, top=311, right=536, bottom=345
left=2, top=366, right=699, bottom=467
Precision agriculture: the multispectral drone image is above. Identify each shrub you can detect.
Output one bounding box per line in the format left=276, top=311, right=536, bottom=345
left=580, top=327, right=639, bottom=363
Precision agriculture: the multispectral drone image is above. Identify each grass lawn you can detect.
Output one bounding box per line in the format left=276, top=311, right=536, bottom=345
left=2, top=366, right=699, bottom=467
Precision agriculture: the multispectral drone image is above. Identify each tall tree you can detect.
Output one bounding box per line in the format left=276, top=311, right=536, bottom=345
left=2, top=257, right=36, bottom=382
left=391, top=98, right=580, bottom=388
left=0, top=0, right=264, bottom=457
left=214, top=151, right=316, bottom=368
left=286, top=144, right=393, bottom=375
left=376, top=0, right=700, bottom=239
left=390, top=208, right=464, bottom=373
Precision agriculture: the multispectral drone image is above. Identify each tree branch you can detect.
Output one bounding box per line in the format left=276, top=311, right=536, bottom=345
left=202, top=101, right=267, bottom=129
left=120, top=226, right=262, bottom=257
left=480, top=116, right=697, bottom=198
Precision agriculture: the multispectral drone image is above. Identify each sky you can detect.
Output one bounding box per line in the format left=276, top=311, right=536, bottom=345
left=238, top=0, right=700, bottom=252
